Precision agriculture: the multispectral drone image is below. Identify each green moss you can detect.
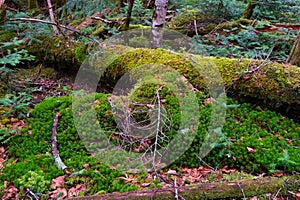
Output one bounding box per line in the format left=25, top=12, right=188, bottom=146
left=0, top=30, right=17, bottom=42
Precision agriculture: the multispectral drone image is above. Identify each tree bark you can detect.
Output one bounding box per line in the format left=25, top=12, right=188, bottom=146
left=124, top=0, right=134, bottom=30
left=152, top=0, right=168, bottom=28
left=46, top=0, right=59, bottom=35
left=287, top=32, right=300, bottom=67
left=150, top=0, right=168, bottom=49
left=242, top=0, right=257, bottom=19
left=73, top=176, right=300, bottom=200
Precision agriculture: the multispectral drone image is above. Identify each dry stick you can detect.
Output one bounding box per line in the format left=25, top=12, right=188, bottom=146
left=51, top=112, right=71, bottom=176
left=194, top=20, right=198, bottom=36
left=8, top=18, right=101, bottom=44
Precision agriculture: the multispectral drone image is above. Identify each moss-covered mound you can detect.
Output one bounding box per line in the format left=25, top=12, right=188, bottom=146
left=2, top=92, right=299, bottom=195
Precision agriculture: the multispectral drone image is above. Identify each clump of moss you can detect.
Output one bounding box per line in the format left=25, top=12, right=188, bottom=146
left=2, top=93, right=136, bottom=195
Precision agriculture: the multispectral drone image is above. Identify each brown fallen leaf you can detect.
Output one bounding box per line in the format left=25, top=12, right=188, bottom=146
left=2, top=181, right=19, bottom=200
left=51, top=175, right=65, bottom=189
left=272, top=172, right=283, bottom=177
left=295, top=190, right=300, bottom=200
left=140, top=182, right=151, bottom=187
left=68, top=184, right=86, bottom=198
left=246, top=147, right=257, bottom=153
left=49, top=187, right=68, bottom=199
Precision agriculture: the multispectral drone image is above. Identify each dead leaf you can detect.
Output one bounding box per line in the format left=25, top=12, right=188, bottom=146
left=68, top=184, right=86, bottom=198
left=272, top=172, right=283, bottom=177
left=246, top=147, right=257, bottom=153
left=140, top=182, right=151, bottom=187
left=167, top=169, right=177, bottom=175
left=2, top=181, right=19, bottom=200
left=51, top=176, right=65, bottom=189
left=83, top=163, right=90, bottom=170
left=249, top=196, right=259, bottom=200
left=50, top=187, right=67, bottom=199
left=221, top=166, right=236, bottom=174
left=216, top=173, right=223, bottom=179
left=295, top=190, right=300, bottom=200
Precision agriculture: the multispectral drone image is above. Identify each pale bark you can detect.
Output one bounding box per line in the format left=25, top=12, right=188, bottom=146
left=46, top=0, right=59, bottom=35
left=150, top=0, right=168, bottom=48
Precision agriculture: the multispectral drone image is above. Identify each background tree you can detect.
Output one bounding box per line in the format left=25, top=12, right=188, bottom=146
left=287, top=33, right=300, bottom=67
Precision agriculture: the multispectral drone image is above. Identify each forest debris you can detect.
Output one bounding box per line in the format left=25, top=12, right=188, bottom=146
left=51, top=112, right=70, bottom=176
left=68, top=184, right=87, bottom=198
left=51, top=175, right=65, bottom=189
left=2, top=181, right=18, bottom=200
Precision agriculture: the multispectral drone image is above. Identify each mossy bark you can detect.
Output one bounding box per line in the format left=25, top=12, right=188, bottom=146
left=287, top=32, right=300, bottom=67
left=170, top=18, right=253, bottom=36
left=20, top=40, right=300, bottom=120
left=241, top=0, right=257, bottom=19
left=73, top=175, right=300, bottom=200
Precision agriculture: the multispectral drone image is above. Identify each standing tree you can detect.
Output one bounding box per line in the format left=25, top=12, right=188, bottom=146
left=150, top=0, right=168, bottom=48
left=287, top=32, right=300, bottom=67
left=124, top=0, right=135, bottom=30
left=242, top=0, right=257, bottom=19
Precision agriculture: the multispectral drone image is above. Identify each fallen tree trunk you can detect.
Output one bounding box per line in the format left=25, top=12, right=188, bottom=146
left=10, top=37, right=300, bottom=121
left=74, top=175, right=300, bottom=199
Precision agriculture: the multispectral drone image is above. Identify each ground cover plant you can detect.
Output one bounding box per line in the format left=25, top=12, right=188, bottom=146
left=1, top=89, right=299, bottom=198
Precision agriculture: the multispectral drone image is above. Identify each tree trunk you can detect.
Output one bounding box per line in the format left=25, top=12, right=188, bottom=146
left=150, top=0, right=168, bottom=48
left=242, top=0, right=257, bottom=19
left=124, top=0, right=134, bottom=30
left=0, top=0, right=6, bottom=24
left=287, top=32, right=300, bottom=67
left=46, top=0, right=59, bottom=35
left=152, top=0, right=168, bottom=28
left=28, top=0, right=38, bottom=10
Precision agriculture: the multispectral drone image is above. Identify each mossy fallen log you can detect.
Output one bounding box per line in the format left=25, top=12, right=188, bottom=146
left=22, top=39, right=300, bottom=120
left=97, top=46, right=300, bottom=121
left=74, top=175, right=300, bottom=200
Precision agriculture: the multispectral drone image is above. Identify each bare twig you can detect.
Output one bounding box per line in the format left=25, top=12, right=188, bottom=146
left=52, top=112, right=71, bottom=176
left=194, top=20, right=198, bottom=36
left=237, top=183, right=246, bottom=199
left=8, top=18, right=100, bottom=43
left=194, top=153, right=216, bottom=171
left=273, top=187, right=281, bottom=200
left=25, top=188, right=39, bottom=200
left=244, top=45, right=275, bottom=74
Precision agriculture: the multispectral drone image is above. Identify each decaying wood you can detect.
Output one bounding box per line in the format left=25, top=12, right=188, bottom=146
left=287, top=32, right=300, bottom=67
left=73, top=175, right=300, bottom=200
left=51, top=112, right=71, bottom=176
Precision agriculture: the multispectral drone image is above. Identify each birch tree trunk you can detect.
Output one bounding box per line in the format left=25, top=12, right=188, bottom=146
left=46, top=0, right=59, bottom=35
left=287, top=32, right=300, bottom=67
left=150, top=0, right=168, bottom=49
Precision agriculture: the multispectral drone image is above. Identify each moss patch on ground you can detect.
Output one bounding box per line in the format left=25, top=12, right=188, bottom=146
left=1, top=91, right=299, bottom=196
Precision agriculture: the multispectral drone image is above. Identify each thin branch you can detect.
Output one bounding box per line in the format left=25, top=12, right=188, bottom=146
left=8, top=18, right=100, bottom=44
left=193, top=20, right=198, bottom=36
left=237, top=183, right=246, bottom=200
left=51, top=112, right=71, bottom=176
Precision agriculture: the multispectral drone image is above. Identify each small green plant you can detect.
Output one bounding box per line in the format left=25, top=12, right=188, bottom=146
left=0, top=92, right=32, bottom=119
left=0, top=37, right=35, bottom=67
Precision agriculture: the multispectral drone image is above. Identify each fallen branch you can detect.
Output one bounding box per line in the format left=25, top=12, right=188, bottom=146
left=8, top=18, right=100, bottom=43
left=72, top=175, right=300, bottom=200
left=51, top=112, right=71, bottom=176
